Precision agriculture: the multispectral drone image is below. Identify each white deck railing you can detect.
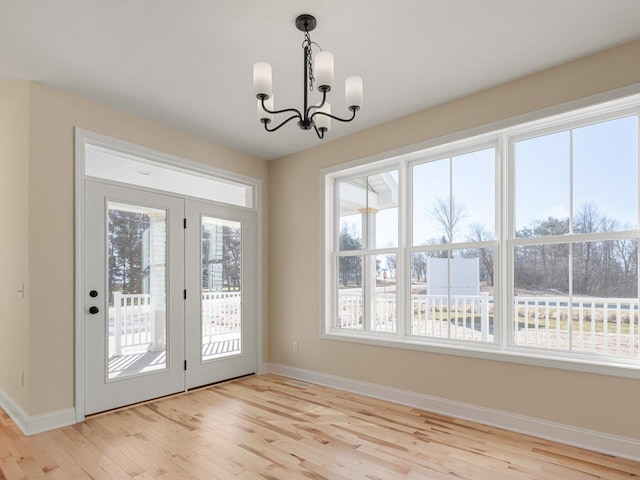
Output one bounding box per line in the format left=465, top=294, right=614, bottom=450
left=201, top=292, right=241, bottom=341
left=110, top=291, right=241, bottom=356
left=411, top=293, right=491, bottom=342
left=337, top=292, right=639, bottom=358
left=515, top=296, right=638, bottom=357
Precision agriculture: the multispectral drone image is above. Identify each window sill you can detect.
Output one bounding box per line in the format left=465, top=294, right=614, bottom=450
left=321, top=329, right=640, bottom=379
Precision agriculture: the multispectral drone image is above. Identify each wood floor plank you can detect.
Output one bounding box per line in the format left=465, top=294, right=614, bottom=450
left=1, top=373, right=639, bottom=479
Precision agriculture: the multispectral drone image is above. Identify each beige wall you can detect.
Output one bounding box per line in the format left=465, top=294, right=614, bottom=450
left=269, top=39, right=640, bottom=439
left=24, top=82, right=269, bottom=415
left=0, top=81, right=30, bottom=412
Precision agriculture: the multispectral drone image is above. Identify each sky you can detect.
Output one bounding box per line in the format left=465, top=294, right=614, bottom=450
left=341, top=114, right=639, bottom=249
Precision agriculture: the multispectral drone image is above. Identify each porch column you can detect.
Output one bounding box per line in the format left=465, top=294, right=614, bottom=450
left=148, top=212, right=167, bottom=352
left=360, top=207, right=378, bottom=330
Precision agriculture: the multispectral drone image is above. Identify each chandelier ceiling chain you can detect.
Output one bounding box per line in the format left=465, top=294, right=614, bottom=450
left=303, top=28, right=316, bottom=92
left=253, top=14, right=363, bottom=139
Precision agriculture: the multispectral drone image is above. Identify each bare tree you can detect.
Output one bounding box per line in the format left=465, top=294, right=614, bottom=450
left=429, top=196, right=467, bottom=243
left=573, top=202, right=604, bottom=294
left=467, top=222, right=494, bottom=286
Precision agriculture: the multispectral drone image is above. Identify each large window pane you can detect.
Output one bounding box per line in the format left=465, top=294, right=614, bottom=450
left=339, top=171, right=398, bottom=250
left=337, top=256, right=363, bottom=330
left=413, top=158, right=450, bottom=245
left=413, top=148, right=495, bottom=245
left=339, top=178, right=364, bottom=251
left=515, top=132, right=570, bottom=237
left=373, top=254, right=397, bottom=333
left=452, top=148, right=495, bottom=243
left=573, top=116, right=638, bottom=232
left=370, top=171, right=399, bottom=248
left=411, top=250, right=449, bottom=337
left=410, top=249, right=494, bottom=343
left=513, top=244, right=570, bottom=350
left=572, top=240, right=639, bottom=357
left=450, top=248, right=495, bottom=343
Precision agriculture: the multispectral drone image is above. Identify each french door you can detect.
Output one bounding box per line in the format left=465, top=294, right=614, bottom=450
left=84, top=180, right=256, bottom=415
left=185, top=200, right=257, bottom=389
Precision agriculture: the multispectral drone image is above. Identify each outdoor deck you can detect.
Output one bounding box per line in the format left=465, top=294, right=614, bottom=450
left=107, top=292, right=242, bottom=378
left=108, top=332, right=242, bottom=378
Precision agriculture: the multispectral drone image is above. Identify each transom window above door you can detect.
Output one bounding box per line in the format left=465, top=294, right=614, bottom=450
left=85, top=143, right=255, bottom=208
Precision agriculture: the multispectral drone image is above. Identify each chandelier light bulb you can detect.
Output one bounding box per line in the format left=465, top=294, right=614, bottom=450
left=315, top=103, right=332, bottom=131
left=315, top=52, right=334, bottom=90
left=253, top=62, right=272, bottom=98
left=345, top=76, right=363, bottom=110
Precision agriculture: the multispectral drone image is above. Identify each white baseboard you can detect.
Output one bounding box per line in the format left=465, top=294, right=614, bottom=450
left=266, top=363, right=640, bottom=462
left=27, top=408, right=76, bottom=435
left=0, top=386, right=30, bottom=434
left=0, top=387, right=76, bottom=435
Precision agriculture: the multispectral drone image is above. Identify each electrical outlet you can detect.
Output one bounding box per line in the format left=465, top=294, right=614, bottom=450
left=292, top=341, right=298, bottom=352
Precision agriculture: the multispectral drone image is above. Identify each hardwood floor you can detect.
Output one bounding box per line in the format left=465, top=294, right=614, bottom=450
left=1, top=374, right=639, bottom=479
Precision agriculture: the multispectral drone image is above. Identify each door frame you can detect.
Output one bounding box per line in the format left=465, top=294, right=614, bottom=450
left=74, top=128, right=263, bottom=423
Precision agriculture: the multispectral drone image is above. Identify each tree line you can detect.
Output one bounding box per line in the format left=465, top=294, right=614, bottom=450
left=339, top=200, right=638, bottom=298
left=108, top=211, right=243, bottom=304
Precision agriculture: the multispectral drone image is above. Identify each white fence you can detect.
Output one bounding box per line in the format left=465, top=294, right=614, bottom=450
left=337, top=292, right=640, bottom=358
left=412, top=293, right=491, bottom=342
left=338, top=293, right=397, bottom=332
left=515, top=296, right=638, bottom=357
left=110, top=291, right=241, bottom=356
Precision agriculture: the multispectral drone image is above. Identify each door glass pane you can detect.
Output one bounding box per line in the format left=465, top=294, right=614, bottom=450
left=201, top=217, right=242, bottom=361
left=108, top=202, right=167, bottom=379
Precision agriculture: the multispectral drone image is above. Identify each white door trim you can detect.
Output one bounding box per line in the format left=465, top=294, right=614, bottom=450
left=75, top=128, right=263, bottom=422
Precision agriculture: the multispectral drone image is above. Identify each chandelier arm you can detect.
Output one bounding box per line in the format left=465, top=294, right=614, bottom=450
left=263, top=114, right=302, bottom=132
left=310, top=107, right=358, bottom=124
left=312, top=122, right=325, bottom=140
left=306, top=89, right=328, bottom=117
left=260, top=97, right=302, bottom=117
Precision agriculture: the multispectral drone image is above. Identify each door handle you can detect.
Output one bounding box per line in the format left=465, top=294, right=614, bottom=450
left=89, top=306, right=99, bottom=314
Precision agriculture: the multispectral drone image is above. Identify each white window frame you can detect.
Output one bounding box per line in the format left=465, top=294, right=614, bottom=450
left=321, top=87, right=640, bottom=379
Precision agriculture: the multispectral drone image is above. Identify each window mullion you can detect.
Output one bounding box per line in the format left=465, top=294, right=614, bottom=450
left=396, top=160, right=407, bottom=339
left=502, top=133, right=512, bottom=351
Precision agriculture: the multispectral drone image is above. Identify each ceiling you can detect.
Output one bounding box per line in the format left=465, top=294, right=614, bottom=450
left=2, top=1, right=640, bottom=161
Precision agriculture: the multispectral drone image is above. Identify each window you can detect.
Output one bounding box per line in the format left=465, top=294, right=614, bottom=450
left=411, top=147, right=497, bottom=343
left=336, top=170, right=399, bottom=333
left=323, top=94, right=640, bottom=376
left=511, top=115, right=638, bottom=357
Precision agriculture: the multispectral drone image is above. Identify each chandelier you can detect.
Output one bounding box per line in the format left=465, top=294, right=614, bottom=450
left=253, top=14, right=363, bottom=139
